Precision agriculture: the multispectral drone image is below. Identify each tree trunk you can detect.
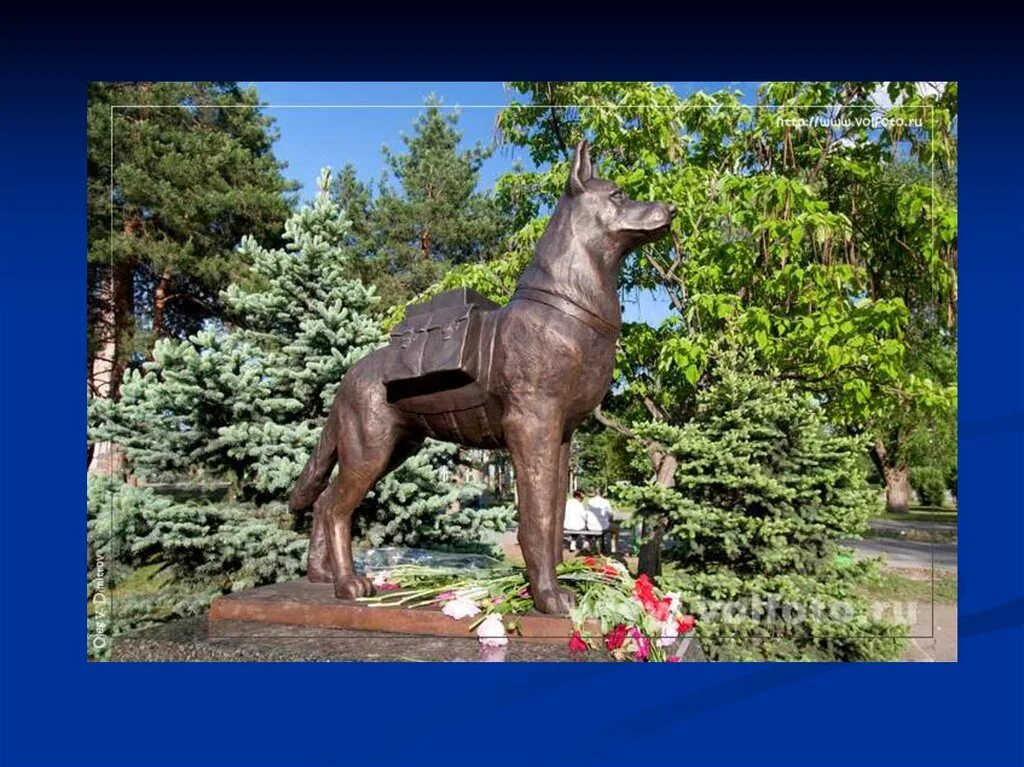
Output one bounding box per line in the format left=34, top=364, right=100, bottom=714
left=419, top=227, right=431, bottom=261
left=152, top=266, right=172, bottom=339
left=637, top=449, right=677, bottom=579
left=637, top=518, right=663, bottom=581
left=884, top=466, right=911, bottom=515
left=652, top=450, right=677, bottom=489
left=870, top=440, right=910, bottom=515
left=592, top=405, right=679, bottom=578
left=87, top=230, right=135, bottom=476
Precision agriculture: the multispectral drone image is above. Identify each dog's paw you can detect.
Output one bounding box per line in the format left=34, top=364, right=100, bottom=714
left=533, top=586, right=575, bottom=615
left=334, top=575, right=376, bottom=600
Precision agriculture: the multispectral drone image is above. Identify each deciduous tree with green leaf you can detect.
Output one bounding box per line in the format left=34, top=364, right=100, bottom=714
left=415, top=81, right=954, bottom=658
left=448, top=81, right=955, bottom=514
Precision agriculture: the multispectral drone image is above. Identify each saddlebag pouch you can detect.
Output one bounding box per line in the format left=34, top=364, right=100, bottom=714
left=383, top=288, right=499, bottom=402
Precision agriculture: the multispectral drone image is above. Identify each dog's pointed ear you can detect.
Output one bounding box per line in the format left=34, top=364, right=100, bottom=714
left=567, top=140, right=592, bottom=196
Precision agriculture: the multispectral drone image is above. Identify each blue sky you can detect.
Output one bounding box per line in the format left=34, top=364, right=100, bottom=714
left=248, top=82, right=758, bottom=197
left=245, top=81, right=759, bottom=325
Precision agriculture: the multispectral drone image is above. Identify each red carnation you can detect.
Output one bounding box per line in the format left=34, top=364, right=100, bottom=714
left=676, top=614, right=696, bottom=634
left=604, top=623, right=627, bottom=651
left=569, top=630, right=589, bottom=654
left=634, top=574, right=656, bottom=604
left=651, top=598, right=672, bottom=623
left=666, top=656, right=681, bottom=662
left=583, top=556, right=597, bottom=568
left=600, top=565, right=619, bottom=578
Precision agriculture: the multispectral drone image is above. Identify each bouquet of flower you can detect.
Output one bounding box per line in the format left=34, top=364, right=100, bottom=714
left=360, top=556, right=695, bottom=662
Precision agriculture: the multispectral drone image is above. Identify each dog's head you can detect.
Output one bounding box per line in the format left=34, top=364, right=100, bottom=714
left=562, top=140, right=675, bottom=259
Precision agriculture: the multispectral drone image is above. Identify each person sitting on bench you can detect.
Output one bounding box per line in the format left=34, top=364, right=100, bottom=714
left=563, top=490, right=587, bottom=551
left=584, top=490, right=613, bottom=533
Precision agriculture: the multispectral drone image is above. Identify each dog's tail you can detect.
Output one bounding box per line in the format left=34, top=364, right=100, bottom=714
left=289, top=414, right=338, bottom=514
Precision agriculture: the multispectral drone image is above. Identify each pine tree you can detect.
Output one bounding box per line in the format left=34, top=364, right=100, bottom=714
left=87, top=81, right=295, bottom=474
left=88, top=169, right=514, bottom=648
left=91, top=169, right=509, bottom=551
left=87, top=475, right=307, bottom=656
left=331, top=97, right=508, bottom=306
left=617, top=358, right=905, bottom=661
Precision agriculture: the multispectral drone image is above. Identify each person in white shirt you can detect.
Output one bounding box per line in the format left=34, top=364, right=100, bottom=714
left=564, top=490, right=587, bottom=531
left=563, top=490, right=587, bottom=551
left=584, top=491, right=613, bottom=532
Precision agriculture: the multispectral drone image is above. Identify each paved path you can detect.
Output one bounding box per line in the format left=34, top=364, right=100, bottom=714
left=900, top=603, right=958, bottom=662
left=868, top=518, right=957, bottom=536
left=848, top=538, right=958, bottom=571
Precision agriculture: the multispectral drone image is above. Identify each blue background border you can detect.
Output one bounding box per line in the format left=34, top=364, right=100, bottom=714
left=1, top=11, right=1021, bottom=767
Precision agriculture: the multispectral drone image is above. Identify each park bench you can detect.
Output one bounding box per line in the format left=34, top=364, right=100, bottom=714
left=563, top=523, right=620, bottom=555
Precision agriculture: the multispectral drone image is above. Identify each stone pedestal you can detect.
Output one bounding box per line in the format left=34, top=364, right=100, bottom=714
left=108, top=580, right=707, bottom=662
left=208, top=580, right=597, bottom=643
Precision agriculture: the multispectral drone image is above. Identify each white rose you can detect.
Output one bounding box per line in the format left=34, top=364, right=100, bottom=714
left=476, top=614, right=508, bottom=647
left=658, top=619, right=679, bottom=648
left=441, top=597, right=481, bottom=621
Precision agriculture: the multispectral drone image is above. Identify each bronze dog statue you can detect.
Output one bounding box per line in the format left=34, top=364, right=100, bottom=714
left=290, top=141, right=674, bottom=614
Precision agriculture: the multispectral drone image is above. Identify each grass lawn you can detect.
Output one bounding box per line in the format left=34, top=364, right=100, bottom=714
left=857, top=569, right=957, bottom=605
left=870, top=506, right=958, bottom=525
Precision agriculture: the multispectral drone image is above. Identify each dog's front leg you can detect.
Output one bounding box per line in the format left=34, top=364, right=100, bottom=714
left=550, top=440, right=570, bottom=564
left=505, top=407, right=574, bottom=615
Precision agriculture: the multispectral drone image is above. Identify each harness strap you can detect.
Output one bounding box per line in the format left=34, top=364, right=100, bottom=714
left=511, top=286, right=621, bottom=339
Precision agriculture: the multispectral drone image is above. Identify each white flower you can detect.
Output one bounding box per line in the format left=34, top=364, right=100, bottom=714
left=476, top=614, right=508, bottom=647
left=665, top=592, right=681, bottom=614
left=441, top=597, right=481, bottom=621
left=658, top=619, right=679, bottom=648
left=371, top=570, right=392, bottom=587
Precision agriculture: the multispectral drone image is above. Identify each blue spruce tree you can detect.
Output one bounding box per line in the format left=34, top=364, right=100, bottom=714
left=88, top=170, right=511, bottom=648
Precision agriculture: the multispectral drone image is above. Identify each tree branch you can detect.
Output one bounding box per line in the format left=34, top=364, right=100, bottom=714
left=545, top=83, right=570, bottom=160
left=869, top=440, right=891, bottom=476
left=643, top=248, right=686, bottom=316
left=642, top=395, right=666, bottom=422
left=593, top=404, right=636, bottom=440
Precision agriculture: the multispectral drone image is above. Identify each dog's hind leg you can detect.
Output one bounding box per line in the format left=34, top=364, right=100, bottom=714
left=307, top=506, right=332, bottom=583
left=319, top=453, right=391, bottom=599
left=319, top=394, right=416, bottom=599
left=307, top=435, right=423, bottom=584
left=310, top=477, right=346, bottom=584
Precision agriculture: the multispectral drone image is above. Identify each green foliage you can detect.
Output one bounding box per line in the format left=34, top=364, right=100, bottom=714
left=87, top=82, right=295, bottom=369
left=331, top=97, right=509, bottom=308
left=614, top=361, right=905, bottom=660
left=354, top=440, right=514, bottom=552
left=88, top=475, right=173, bottom=578
left=495, top=79, right=956, bottom=516
left=89, top=170, right=513, bottom=645
left=573, top=424, right=639, bottom=494
left=909, top=466, right=948, bottom=508
left=858, top=569, right=957, bottom=605
left=93, top=171, right=504, bottom=536
left=92, top=173, right=384, bottom=500
left=87, top=475, right=307, bottom=655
